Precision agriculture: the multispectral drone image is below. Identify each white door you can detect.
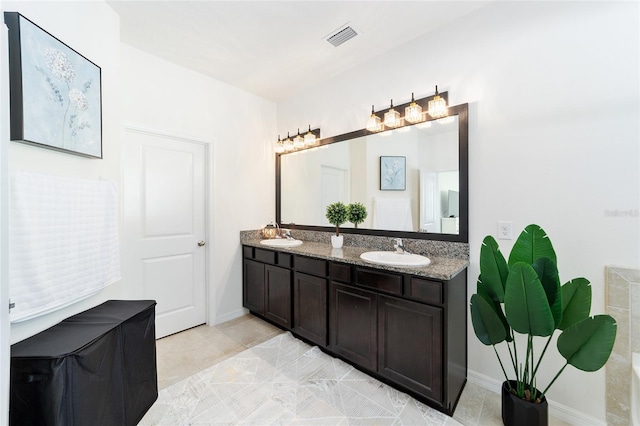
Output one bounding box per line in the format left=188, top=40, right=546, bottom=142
left=320, top=165, right=349, bottom=225
left=123, top=126, right=207, bottom=338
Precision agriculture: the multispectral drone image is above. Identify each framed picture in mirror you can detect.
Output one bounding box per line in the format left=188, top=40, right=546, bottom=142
left=380, top=156, right=406, bottom=191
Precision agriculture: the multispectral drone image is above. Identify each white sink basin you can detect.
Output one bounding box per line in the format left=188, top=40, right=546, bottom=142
left=360, top=251, right=431, bottom=267
left=260, top=239, right=303, bottom=248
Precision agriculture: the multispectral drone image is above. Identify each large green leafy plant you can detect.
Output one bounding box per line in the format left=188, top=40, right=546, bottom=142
left=471, top=224, right=616, bottom=403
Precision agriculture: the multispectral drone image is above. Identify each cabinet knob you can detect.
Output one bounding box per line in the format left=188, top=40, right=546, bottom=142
left=198, top=240, right=206, bottom=247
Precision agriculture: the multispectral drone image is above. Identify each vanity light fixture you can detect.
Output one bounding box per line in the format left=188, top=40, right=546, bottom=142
left=304, top=125, right=317, bottom=146
left=275, top=135, right=285, bottom=153
left=276, top=127, right=321, bottom=153
left=404, top=92, right=424, bottom=124
left=366, top=105, right=383, bottom=132
left=427, top=85, right=448, bottom=119
left=283, top=132, right=294, bottom=152
left=383, top=99, right=402, bottom=128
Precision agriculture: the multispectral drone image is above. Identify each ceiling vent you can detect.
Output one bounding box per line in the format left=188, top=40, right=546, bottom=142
left=326, top=25, right=358, bottom=47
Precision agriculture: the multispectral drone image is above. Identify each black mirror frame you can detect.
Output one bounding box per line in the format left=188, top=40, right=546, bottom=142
left=276, top=100, right=468, bottom=243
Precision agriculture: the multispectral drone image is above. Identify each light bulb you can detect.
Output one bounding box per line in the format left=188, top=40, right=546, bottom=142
left=366, top=105, right=383, bottom=132
left=383, top=100, right=401, bottom=128
left=293, top=129, right=304, bottom=149
left=275, top=135, right=284, bottom=153
left=283, top=132, right=294, bottom=151
left=427, top=85, right=448, bottom=118
left=304, top=125, right=317, bottom=146
left=405, top=93, right=423, bottom=123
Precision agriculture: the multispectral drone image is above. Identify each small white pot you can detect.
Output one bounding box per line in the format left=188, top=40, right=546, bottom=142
left=331, top=234, right=344, bottom=249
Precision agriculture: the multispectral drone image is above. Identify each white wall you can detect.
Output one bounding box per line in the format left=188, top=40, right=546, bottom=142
left=119, top=44, right=276, bottom=325
left=277, top=1, right=639, bottom=422
left=2, top=1, right=123, bottom=344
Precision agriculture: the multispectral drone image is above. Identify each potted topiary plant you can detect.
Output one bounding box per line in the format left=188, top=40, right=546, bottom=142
left=325, top=202, right=348, bottom=248
left=347, top=202, right=368, bottom=228
left=470, top=224, right=617, bottom=426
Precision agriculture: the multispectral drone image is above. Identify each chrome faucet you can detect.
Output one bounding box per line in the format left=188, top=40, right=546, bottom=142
left=284, top=230, right=295, bottom=240
left=394, top=238, right=409, bottom=254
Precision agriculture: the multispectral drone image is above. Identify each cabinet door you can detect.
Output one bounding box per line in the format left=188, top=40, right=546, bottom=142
left=293, top=272, right=327, bottom=347
left=330, top=282, right=377, bottom=371
left=243, top=259, right=265, bottom=315
left=378, top=295, right=443, bottom=402
left=264, top=265, right=292, bottom=328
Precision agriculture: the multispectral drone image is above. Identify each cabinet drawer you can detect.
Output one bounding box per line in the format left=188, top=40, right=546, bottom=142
left=243, top=246, right=253, bottom=258
left=296, top=256, right=327, bottom=277
left=278, top=253, right=293, bottom=268
left=330, top=262, right=351, bottom=283
left=355, top=268, right=402, bottom=295
left=407, top=278, right=443, bottom=304
left=255, top=248, right=276, bottom=264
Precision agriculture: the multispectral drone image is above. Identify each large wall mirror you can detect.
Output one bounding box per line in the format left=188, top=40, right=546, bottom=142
left=276, top=102, right=468, bottom=243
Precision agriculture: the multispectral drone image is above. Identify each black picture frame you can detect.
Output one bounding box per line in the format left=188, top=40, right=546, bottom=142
left=4, top=12, right=103, bottom=158
left=379, top=156, right=406, bottom=191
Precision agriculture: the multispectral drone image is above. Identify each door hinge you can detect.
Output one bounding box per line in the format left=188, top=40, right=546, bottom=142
left=9, top=299, right=15, bottom=312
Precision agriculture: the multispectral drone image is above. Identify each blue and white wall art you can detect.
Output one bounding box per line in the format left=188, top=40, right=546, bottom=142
left=4, top=12, right=102, bottom=158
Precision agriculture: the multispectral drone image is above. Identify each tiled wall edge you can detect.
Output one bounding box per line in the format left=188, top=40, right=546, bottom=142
left=605, top=265, right=639, bottom=425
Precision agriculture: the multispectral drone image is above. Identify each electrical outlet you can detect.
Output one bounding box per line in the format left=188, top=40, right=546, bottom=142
left=498, top=221, right=512, bottom=240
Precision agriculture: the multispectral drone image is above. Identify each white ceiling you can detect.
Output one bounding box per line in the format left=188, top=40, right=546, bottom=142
left=107, top=1, right=491, bottom=102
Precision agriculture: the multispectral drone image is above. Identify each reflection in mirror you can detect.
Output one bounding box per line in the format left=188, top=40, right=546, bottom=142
left=281, top=115, right=459, bottom=235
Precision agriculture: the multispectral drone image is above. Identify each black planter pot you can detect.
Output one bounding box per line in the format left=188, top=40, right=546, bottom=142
left=501, top=380, right=548, bottom=426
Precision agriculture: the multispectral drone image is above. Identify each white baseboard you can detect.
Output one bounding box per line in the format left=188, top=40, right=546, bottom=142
left=213, top=307, right=248, bottom=325
left=467, top=370, right=605, bottom=426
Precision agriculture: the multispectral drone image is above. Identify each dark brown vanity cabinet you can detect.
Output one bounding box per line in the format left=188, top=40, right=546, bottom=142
left=330, top=282, right=378, bottom=371
left=242, top=245, right=467, bottom=415
left=378, top=295, right=443, bottom=401
left=264, top=265, right=292, bottom=327
left=293, top=272, right=327, bottom=346
left=293, top=256, right=328, bottom=346
left=330, top=268, right=443, bottom=391
left=329, top=262, right=467, bottom=414
left=243, top=258, right=266, bottom=315
left=242, top=247, right=292, bottom=328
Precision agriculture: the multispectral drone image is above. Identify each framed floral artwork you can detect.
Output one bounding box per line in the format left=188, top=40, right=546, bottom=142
left=380, top=156, right=406, bottom=190
left=4, top=12, right=102, bottom=158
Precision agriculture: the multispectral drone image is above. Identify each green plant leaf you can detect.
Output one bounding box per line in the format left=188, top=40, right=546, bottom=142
left=325, top=202, right=348, bottom=229
left=557, top=315, right=617, bottom=371
left=477, top=279, right=513, bottom=342
left=559, top=278, right=592, bottom=330
left=470, top=293, right=508, bottom=345
left=346, top=202, right=367, bottom=226
left=480, top=236, right=508, bottom=302
left=504, top=262, right=555, bottom=337
left=532, top=257, right=562, bottom=328
left=508, top=224, right=557, bottom=267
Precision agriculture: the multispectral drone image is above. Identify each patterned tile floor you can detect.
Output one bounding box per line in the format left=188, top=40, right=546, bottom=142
left=141, top=332, right=460, bottom=425
left=143, top=314, right=571, bottom=425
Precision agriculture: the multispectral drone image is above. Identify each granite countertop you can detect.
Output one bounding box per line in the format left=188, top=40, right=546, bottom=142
left=242, top=239, right=469, bottom=281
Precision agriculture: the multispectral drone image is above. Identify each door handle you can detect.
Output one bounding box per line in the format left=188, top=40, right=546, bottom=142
left=197, top=240, right=206, bottom=247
